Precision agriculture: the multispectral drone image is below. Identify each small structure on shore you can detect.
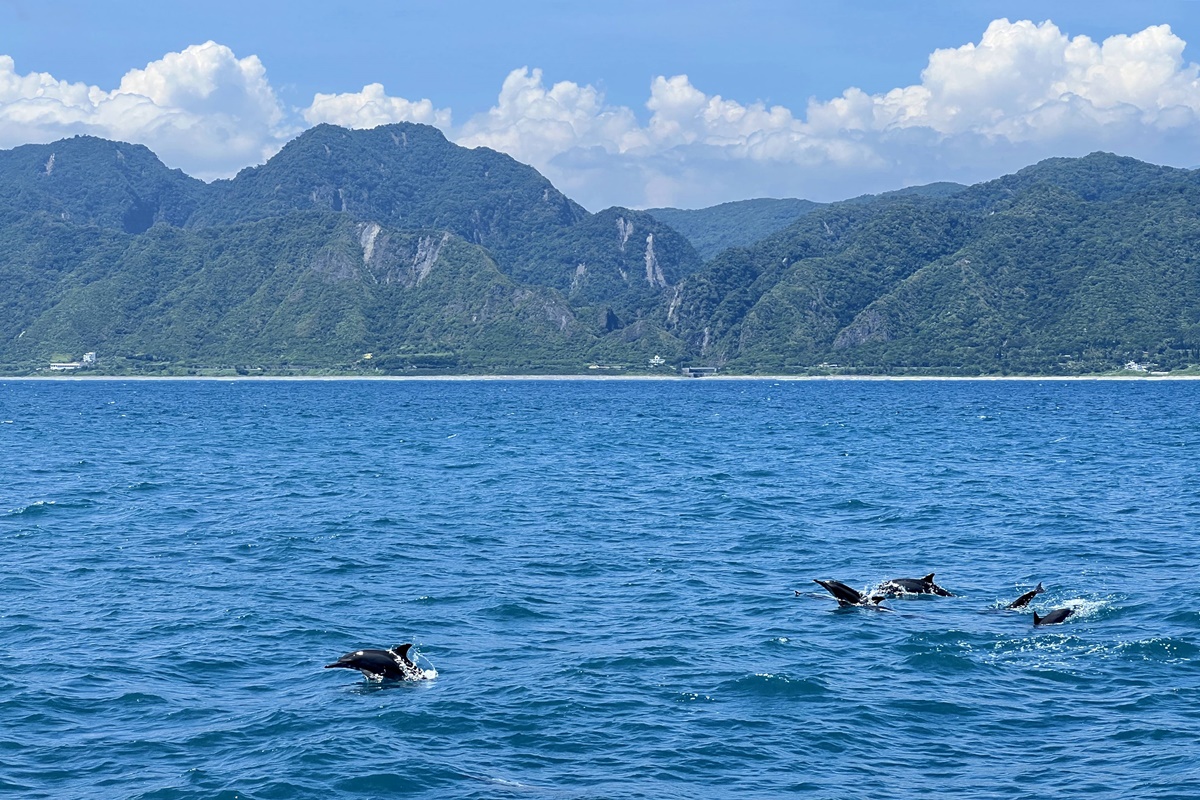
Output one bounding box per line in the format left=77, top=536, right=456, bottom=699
left=49, top=352, right=96, bottom=371
left=681, top=366, right=717, bottom=378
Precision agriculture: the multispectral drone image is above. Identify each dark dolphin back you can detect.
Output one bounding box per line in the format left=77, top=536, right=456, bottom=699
left=922, top=573, right=954, bottom=596
left=1007, top=582, right=1044, bottom=609
left=876, top=573, right=954, bottom=597
left=1033, top=607, right=1074, bottom=626
left=326, top=649, right=405, bottom=679
left=813, top=579, right=865, bottom=606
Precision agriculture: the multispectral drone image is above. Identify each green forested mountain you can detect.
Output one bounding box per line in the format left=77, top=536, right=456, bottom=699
left=645, top=185, right=967, bottom=261
left=0, top=125, right=699, bottom=373
left=189, top=125, right=702, bottom=328
left=1, top=128, right=1198, bottom=376
left=0, top=137, right=205, bottom=232
left=187, top=124, right=586, bottom=242
left=667, top=153, right=1200, bottom=373
left=645, top=198, right=822, bottom=260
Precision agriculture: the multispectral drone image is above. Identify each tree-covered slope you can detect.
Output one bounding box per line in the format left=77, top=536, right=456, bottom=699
left=669, top=152, right=1200, bottom=373
left=188, top=123, right=586, bottom=242
left=0, top=210, right=607, bottom=371
left=0, top=125, right=701, bottom=371
left=833, top=178, right=1200, bottom=372
left=185, top=123, right=701, bottom=328
left=512, top=207, right=703, bottom=329
left=3, top=132, right=1199, bottom=376
left=0, top=137, right=206, bottom=232
left=669, top=198, right=973, bottom=369
left=645, top=198, right=821, bottom=260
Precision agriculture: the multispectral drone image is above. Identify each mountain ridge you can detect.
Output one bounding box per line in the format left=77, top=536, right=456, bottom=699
left=2, top=128, right=1198, bottom=376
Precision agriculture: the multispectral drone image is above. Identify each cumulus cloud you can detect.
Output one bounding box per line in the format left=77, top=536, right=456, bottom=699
left=806, top=19, right=1200, bottom=140
left=455, top=67, right=646, bottom=164
left=445, top=19, right=1200, bottom=207
left=3, top=19, right=1200, bottom=205
left=0, top=41, right=292, bottom=179
left=304, top=83, right=451, bottom=130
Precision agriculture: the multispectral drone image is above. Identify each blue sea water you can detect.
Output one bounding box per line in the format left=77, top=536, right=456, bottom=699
left=2, top=377, right=1199, bottom=799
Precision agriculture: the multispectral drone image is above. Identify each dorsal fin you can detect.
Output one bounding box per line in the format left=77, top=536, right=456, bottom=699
left=390, top=643, right=413, bottom=662
left=1033, top=611, right=1043, bottom=625
left=1035, top=582, right=1044, bottom=592
left=922, top=573, right=936, bottom=582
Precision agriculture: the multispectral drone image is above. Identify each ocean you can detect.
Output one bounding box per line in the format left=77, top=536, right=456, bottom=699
left=3, top=378, right=1198, bottom=799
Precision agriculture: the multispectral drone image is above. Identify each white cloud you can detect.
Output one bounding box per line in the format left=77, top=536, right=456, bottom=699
left=806, top=19, right=1200, bottom=140
left=3, top=20, right=1200, bottom=205
left=0, top=42, right=292, bottom=180
left=304, top=83, right=451, bottom=130
left=455, top=67, right=646, bottom=165
left=442, top=19, right=1200, bottom=207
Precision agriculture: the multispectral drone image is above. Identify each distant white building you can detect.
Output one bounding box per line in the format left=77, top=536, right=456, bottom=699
left=49, top=352, right=96, bottom=371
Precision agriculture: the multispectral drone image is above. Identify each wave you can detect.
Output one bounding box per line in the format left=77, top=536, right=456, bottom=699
left=5, top=500, right=56, bottom=517
left=1117, top=637, right=1200, bottom=663
left=478, top=601, right=553, bottom=621
left=5, top=379, right=1200, bottom=798
left=719, top=672, right=830, bottom=699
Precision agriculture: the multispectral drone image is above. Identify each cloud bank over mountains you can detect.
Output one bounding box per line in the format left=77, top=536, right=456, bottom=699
left=3, top=20, right=1199, bottom=209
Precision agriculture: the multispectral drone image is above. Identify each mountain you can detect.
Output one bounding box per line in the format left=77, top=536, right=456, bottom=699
left=0, top=125, right=701, bottom=373
left=645, top=198, right=822, bottom=260
left=0, top=136, right=205, bottom=233
left=645, top=185, right=968, bottom=261
left=667, top=153, right=1200, bottom=374
left=186, top=123, right=586, bottom=242
left=188, top=124, right=701, bottom=325
left=2, top=130, right=1199, bottom=376
left=2, top=210, right=595, bottom=373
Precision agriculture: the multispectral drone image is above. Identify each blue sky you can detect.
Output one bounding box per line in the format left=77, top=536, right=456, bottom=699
left=5, top=1, right=1200, bottom=209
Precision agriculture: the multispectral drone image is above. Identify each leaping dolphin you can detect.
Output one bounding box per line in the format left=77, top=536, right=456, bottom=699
left=324, top=643, right=432, bottom=681
left=873, top=573, right=954, bottom=598
left=811, top=579, right=887, bottom=608
left=1007, top=582, right=1045, bottom=609
left=1033, top=607, right=1074, bottom=626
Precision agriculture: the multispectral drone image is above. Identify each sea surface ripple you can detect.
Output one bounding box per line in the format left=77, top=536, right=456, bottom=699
left=2, top=378, right=1198, bottom=799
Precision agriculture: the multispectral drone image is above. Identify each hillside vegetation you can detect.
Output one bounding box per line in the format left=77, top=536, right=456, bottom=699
left=1, top=125, right=1197, bottom=376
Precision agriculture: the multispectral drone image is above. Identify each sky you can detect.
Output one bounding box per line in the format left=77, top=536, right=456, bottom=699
left=5, top=0, right=1200, bottom=210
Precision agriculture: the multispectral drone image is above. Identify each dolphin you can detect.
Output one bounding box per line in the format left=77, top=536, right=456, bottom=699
left=324, top=643, right=431, bottom=681
left=1033, top=607, right=1074, bottom=626
left=812, top=579, right=887, bottom=608
left=1007, top=582, right=1045, bottom=609
left=873, top=573, right=954, bottom=598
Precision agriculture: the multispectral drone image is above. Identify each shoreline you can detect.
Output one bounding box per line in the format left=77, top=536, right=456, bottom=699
left=5, top=373, right=1200, bottom=382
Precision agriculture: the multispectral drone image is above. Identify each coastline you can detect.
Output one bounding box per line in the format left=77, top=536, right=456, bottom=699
left=6, top=373, right=1200, bottom=382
